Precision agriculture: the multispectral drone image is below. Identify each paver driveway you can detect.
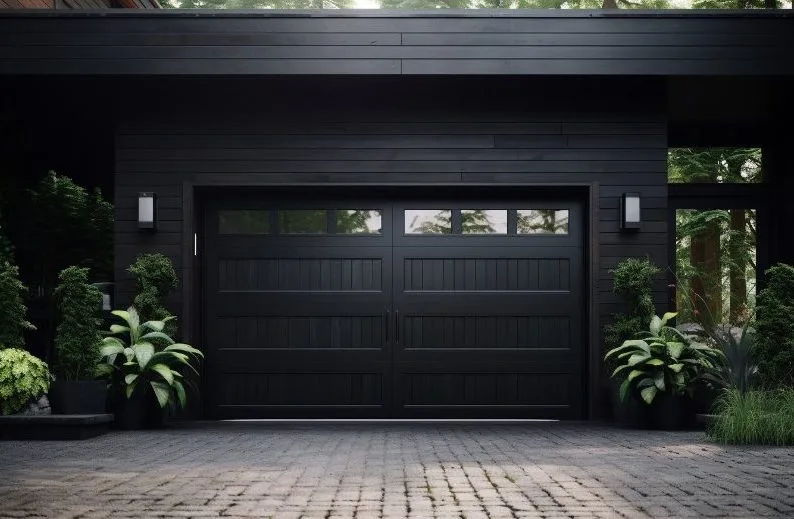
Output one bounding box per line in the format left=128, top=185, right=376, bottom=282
left=1, top=422, right=793, bottom=519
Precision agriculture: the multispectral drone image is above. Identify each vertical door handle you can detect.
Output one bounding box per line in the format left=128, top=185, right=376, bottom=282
left=395, top=309, right=399, bottom=344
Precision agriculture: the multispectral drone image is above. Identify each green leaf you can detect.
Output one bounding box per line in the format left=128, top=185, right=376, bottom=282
left=149, top=364, right=174, bottom=386
left=165, top=344, right=203, bottom=357
left=627, top=370, right=645, bottom=382
left=100, top=343, right=124, bottom=358
left=640, top=386, right=658, bottom=404
left=123, top=347, right=135, bottom=361
left=140, top=331, right=174, bottom=344
left=142, top=320, right=166, bottom=333
left=95, top=364, right=115, bottom=377
left=628, top=353, right=651, bottom=366
left=667, top=342, right=685, bottom=360
left=173, top=379, right=187, bottom=409
left=110, top=324, right=130, bottom=335
left=111, top=310, right=131, bottom=325
left=102, top=336, right=125, bottom=348
left=125, top=379, right=138, bottom=399
left=611, top=365, right=631, bottom=377
left=660, top=312, right=678, bottom=327
left=669, top=363, right=684, bottom=373
left=645, top=358, right=664, bottom=366
left=649, top=315, right=662, bottom=336
left=150, top=381, right=170, bottom=408
left=133, top=342, right=154, bottom=368
left=124, top=374, right=139, bottom=385
left=619, top=378, right=631, bottom=402
left=654, top=372, right=666, bottom=391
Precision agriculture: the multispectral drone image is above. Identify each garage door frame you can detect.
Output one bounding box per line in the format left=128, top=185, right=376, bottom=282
left=181, top=181, right=601, bottom=420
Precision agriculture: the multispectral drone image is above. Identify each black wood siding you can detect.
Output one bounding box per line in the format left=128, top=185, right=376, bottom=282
left=1, top=10, right=793, bottom=76
left=113, top=77, right=668, bottom=419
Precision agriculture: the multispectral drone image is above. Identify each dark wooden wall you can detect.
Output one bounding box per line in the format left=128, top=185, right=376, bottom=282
left=114, top=76, right=668, bottom=418
left=1, top=10, right=793, bottom=76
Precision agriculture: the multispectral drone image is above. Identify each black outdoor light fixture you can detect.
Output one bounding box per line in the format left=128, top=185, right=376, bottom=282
left=138, top=192, right=156, bottom=231
left=620, top=192, right=641, bottom=230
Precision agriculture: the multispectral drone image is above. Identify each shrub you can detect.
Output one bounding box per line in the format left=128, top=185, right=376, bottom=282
left=128, top=254, right=179, bottom=337
left=708, top=389, right=794, bottom=445
left=755, top=263, right=794, bottom=388
left=604, top=257, right=661, bottom=351
left=97, top=307, right=202, bottom=410
left=53, top=266, right=103, bottom=381
left=0, top=261, right=35, bottom=350
left=0, top=348, right=51, bottom=415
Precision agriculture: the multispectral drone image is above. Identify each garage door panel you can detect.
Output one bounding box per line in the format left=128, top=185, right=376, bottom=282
left=401, top=373, right=571, bottom=407
left=215, top=315, right=386, bottom=350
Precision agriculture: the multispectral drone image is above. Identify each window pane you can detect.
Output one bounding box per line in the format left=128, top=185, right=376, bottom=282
left=675, top=208, right=756, bottom=327
left=405, top=210, right=451, bottom=234
left=668, top=148, right=762, bottom=184
left=279, top=210, right=327, bottom=234
left=461, top=210, right=507, bottom=234
left=219, top=210, right=270, bottom=234
left=517, top=210, right=569, bottom=235
left=336, top=210, right=382, bottom=234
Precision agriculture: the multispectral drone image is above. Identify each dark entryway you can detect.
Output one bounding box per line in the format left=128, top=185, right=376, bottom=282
left=203, top=190, right=585, bottom=419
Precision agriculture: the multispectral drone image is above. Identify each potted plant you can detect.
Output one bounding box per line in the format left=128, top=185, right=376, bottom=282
left=49, top=266, right=107, bottom=414
left=0, top=347, right=51, bottom=415
left=603, top=258, right=660, bottom=426
left=97, top=307, right=202, bottom=429
left=605, top=312, right=723, bottom=430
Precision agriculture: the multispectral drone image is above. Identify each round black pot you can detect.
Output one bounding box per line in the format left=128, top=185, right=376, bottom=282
left=111, top=387, right=166, bottom=430
left=49, top=380, right=108, bottom=415
left=609, top=379, right=651, bottom=428
left=650, top=393, right=694, bottom=430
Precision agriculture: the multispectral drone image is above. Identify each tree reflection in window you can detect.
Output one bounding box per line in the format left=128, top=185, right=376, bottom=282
left=336, top=210, right=382, bottom=234
left=279, top=210, right=327, bottom=234
left=405, top=210, right=452, bottom=234
left=219, top=210, right=270, bottom=234
left=461, top=210, right=507, bottom=234
left=517, top=210, right=569, bottom=235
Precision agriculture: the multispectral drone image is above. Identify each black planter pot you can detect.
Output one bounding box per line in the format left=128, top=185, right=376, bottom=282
left=610, top=379, right=650, bottom=428
left=650, top=393, right=694, bottom=430
left=49, top=380, right=108, bottom=415
left=110, top=387, right=166, bottom=430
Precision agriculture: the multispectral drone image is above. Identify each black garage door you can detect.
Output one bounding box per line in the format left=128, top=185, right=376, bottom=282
left=204, top=193, right=584, bottom=419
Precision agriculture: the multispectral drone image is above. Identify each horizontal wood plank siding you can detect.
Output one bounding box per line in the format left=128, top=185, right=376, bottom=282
left=1, top=11, right=793, bottom=76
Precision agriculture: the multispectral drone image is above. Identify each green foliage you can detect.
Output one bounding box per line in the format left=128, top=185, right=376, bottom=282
left=128, top=254, right=179, bottom=337
left=603, top=257, right=660, bottom=352
left=605, top=312, right=723, bottom=405
left=707, top=389, right=794, bottom=445
left=0, top=212, right=13, bottom=265
left=0, top=348, right=51, bottom=415
left=53, top=266, right=103, bottom=381
left=700, top=321, right=758, bottom=396
left=0, top=262, right=35, bottom=350
left=755, top=263, right=794, bottom=388
left=97, top=307, right=203, bottom=410
left=14, top=171, right=113, bottom=293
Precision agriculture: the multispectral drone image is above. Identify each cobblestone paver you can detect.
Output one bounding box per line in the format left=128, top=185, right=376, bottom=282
left=1, top=422, right=793, bottom=518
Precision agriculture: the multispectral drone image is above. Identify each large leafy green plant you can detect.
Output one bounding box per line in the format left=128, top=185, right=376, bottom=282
left=97, top=307, right=202, bottom=409
left=605, top=312, right=723, bottom=404
left=53, top=266, right=103, bottom=381
left=755, top=263, right=794, bottom=388
left=701, top=321, right=758, bottom=396
left=0, top=348, right=51, bottom=415
left=0, top=261, right=35, bottom=350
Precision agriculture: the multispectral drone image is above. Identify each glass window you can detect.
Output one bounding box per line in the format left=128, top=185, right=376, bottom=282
left=668, top=148, right=761, bottom=184
left=674, top=208, right=756, bottom=326
left=517, top=210, right=569, bottom=235
left=336, top=210, right=382, bottom=234
left=405, top=210, right=452, bottom=234
left=219, top=210, right=270, bottom=234
left=461, top=210, right=508, bottom=234
left=279, top=210, right=328, bottom=234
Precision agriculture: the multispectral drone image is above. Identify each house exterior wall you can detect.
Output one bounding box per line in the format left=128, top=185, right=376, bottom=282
left=112, top=76, right=668, bottom=418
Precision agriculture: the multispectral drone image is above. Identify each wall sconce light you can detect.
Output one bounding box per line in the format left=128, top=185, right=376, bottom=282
left=138, top=192, right=156, bottom=231
left=620, top=192, right=641, bottom=230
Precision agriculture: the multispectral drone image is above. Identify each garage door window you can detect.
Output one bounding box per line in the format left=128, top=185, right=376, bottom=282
left=517, top=209, right=569, bottom=235
left=218, top=210, right=271, bottom=234
left=279, top=210, right=328, bottom=234
left=461, top=210, right=508, bottom=234
left=405, top=210, right=452, bottom=234
left=336, top=210, right=382, bottom=234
